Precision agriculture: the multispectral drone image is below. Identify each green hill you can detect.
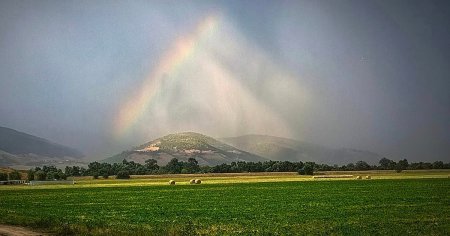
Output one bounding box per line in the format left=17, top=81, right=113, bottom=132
left=103, top=132, right=267, bottom=166
left=221, top=135, right=382, bottom=165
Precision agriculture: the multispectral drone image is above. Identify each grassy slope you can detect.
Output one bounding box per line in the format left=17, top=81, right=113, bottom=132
left=0, top=173, right=449, bottom=235
left=104, top=132, right=266, bottom=165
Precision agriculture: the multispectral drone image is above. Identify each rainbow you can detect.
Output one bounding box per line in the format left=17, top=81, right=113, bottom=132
left=114, top=15, right=219, bottom=137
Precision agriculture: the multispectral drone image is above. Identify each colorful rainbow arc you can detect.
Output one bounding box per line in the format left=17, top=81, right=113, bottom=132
left=114, top=15, right=219, bottom=137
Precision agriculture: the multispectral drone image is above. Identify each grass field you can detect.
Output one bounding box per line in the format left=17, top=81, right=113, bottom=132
left=0, top=171, right=449, bottom=235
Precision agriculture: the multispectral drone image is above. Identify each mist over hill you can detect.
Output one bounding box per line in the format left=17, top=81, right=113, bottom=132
left=221, top=135, right=383, bottom=165
left=104, top=132, right=384, bottom=166
left=0, top=126, right=84, bottom=167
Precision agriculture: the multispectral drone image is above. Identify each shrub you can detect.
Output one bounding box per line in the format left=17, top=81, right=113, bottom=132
left=0, top=172, right=7, bottom=181
left=8, top=170, right=21, bottom=180
left=46, top=171, right=57, bottom=180
left=27, top=169, right=35, bottom=181
left=116, top=171, right=130, bottom=179
left=35, top=170, right=46, bottom=181
left=298, top=163, right=314, bottom=175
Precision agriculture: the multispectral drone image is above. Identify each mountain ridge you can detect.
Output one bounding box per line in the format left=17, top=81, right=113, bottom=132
left=103, top=132, right=267, bottom=166
left=221, top=134, right=383, bottom=165
left=0, top=126, right=85, bottom=167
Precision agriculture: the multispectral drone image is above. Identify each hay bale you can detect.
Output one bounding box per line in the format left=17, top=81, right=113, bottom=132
left=195, top=179, right=201, bottom=184
left=169, top=180, right=175, bottom=185
left=356, top=176, right=362, bottom=180
left=366, top=175, right=371, bottom=180
left=189, top=179, right=196, bottom=184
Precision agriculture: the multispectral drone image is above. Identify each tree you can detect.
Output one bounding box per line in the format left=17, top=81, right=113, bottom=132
left=65, top=166, right=72, bottom=176
left=395, top=159, right=409, bottom=173
left=27, top=169, right=35, bottom=181
left=56, top=170, right=67, bottom=180
left=398, top=159, right=409, bottom=169
left=166, top=158, right=183, bottom=174
left=144, top=159, right=159, bottom=171
left=65, top=166, right=81, bottom=176
left=355, top=161, right=370, bottom=171
left=80, top=167, right=87, bottom=176
left=42, top=165, right=58, bottom=173
left=46, top=171, right=57, bottom=180
left=8, top=170, right=21, bottom=180
left=345, top=163, right=355, bottom=171
left=185, top=158, right=200, bottom=173
left=395, top=164, right=403, bottom=173
left=432, top=161, right=444, bottom=169
left=92, top=172, right=99, bottom=179
left=99, top=167, right=110, bottom=178
left=379, top=158, right=396, bottom=170
left=35, top=171, right=46, bottom=181
left=299, top=162, right=314, bottom=175
left=116, top=171, right=130, bottom=179
left=0, top=172, right=7, bottom=181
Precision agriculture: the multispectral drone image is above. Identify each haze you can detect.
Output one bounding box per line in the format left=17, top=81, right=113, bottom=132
left=0, top=0, right=449, bottom=162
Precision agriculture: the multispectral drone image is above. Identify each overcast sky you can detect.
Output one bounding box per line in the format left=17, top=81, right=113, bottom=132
left=0, top=0, right=449, bottom=162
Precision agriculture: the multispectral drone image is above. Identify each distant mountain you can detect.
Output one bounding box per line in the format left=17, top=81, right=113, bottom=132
left=103, top=132, right=267, bottom=166
left=0, top=126, right=84, bottom=167
left=0, top=149, right=19, bottom=167
left=221, top=135, right=383, bottom=165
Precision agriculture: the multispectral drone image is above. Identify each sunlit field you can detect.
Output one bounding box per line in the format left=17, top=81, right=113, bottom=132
left=0, top=170, right=449, bottom=235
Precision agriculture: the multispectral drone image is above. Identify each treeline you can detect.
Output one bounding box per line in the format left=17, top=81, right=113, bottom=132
left=21, top=157, right=450, bottom=180
left=27, top=166, right=67, bottom=181
left=65, top=157, right=449, bottom=178
left=64, top=158, right=203, bottom=179
left=0, top=170, right=21, bottom=181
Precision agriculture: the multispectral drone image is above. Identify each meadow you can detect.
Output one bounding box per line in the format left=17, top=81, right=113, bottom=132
left=0, top=171, right=449, bottom=235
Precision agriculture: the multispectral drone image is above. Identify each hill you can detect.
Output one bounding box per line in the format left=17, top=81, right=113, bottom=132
left=103, top=132, right=266, bottom=166
left=0, top=126, right=84, bottom=168
left=221, top=135, right=383, bottom=165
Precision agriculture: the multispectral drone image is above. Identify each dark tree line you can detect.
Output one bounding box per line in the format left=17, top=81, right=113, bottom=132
left=63, top=158, right=201, bottom=179
left=26, top=166, right=67, bottom=181
left=19, top=157, right=450, bottom=180
left=0, top=171, right=21, bottom=181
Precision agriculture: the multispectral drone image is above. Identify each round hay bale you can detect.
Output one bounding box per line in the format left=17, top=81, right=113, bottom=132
left=189, top=179, right=196, bottom=184
left=195, top=179, right=202, bottom=184
left=356, top=176, right=362, bottom=180
left=169, top=180, right=175, bottom=185
left=366, top=175, right=371, bottom=180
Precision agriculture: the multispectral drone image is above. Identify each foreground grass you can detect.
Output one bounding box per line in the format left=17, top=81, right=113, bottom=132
left=0, top=175, right=449, bottom=235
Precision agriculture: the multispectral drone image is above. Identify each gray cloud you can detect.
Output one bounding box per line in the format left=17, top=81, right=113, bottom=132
left=0, top=0, right=449, bottom=162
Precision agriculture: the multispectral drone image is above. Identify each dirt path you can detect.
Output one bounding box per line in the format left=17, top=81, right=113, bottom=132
left=0, top=225, right=45, bottom=236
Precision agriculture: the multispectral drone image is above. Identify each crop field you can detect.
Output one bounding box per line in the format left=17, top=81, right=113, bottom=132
left=0, top=171, right=449, bottom=235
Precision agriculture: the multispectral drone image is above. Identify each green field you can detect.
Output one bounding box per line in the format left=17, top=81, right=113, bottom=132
left=0, top=171, right=449, bottom=235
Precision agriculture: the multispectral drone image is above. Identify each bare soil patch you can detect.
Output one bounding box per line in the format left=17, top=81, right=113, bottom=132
left=0, top=225, right=45, bottom=236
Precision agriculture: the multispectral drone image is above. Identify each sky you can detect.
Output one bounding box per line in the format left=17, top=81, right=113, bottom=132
left=0, top=0, right=449, bottom=162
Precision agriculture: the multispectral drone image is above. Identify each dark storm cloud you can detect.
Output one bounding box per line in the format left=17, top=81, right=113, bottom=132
left=0, top=0, right=449, bottom=161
